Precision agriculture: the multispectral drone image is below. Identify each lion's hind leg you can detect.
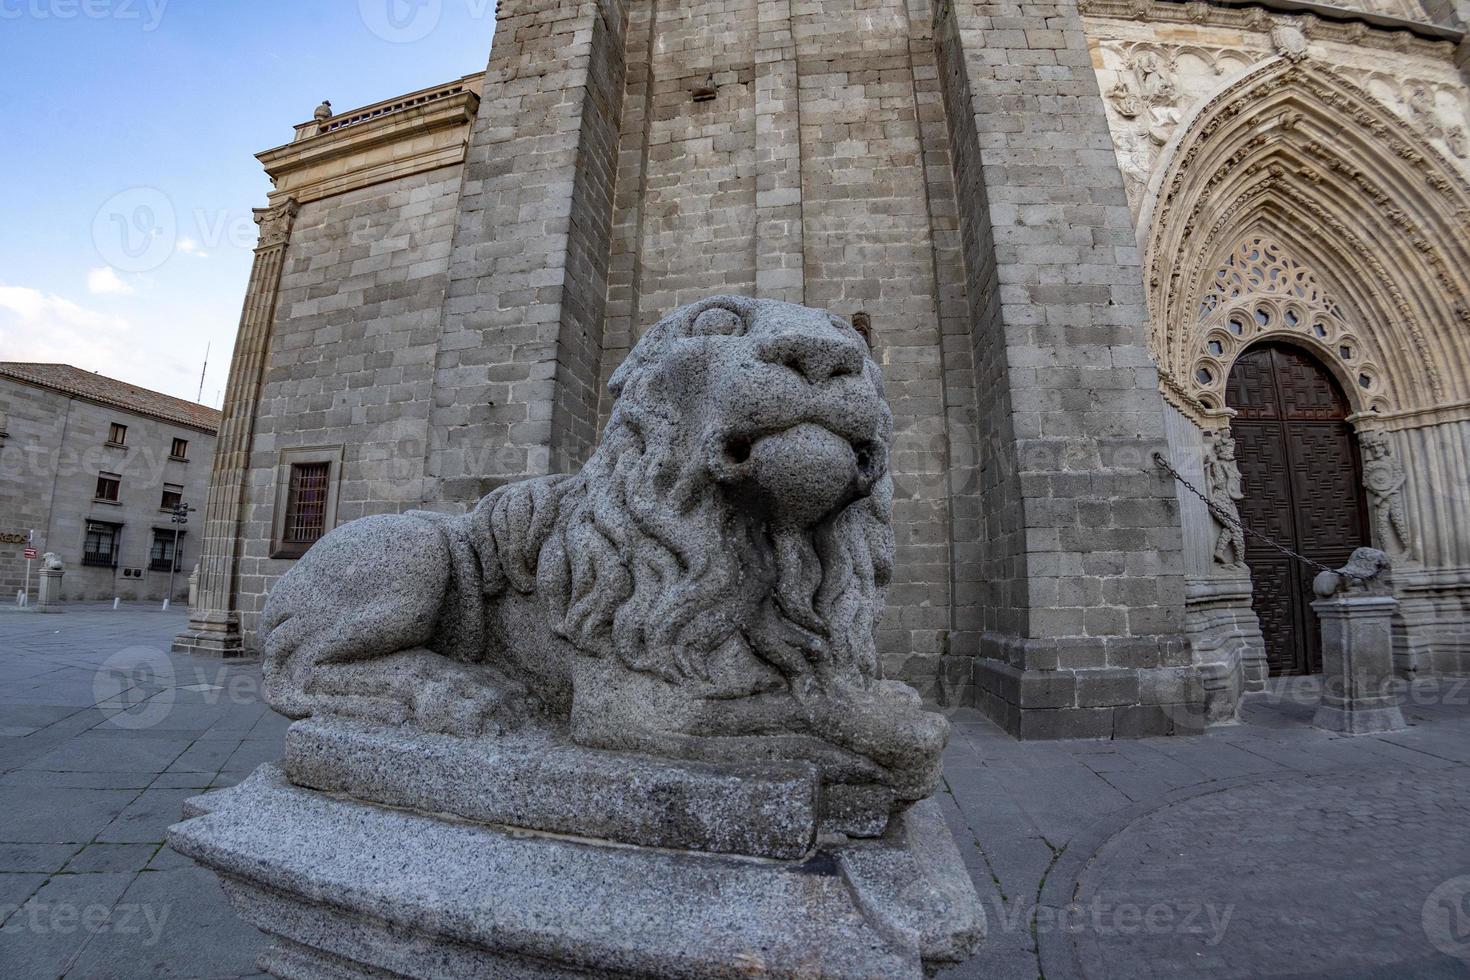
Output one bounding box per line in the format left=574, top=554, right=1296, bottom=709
left=299, top=649, right=532, bottom=736
left=260, top=513, right=529, bottom=736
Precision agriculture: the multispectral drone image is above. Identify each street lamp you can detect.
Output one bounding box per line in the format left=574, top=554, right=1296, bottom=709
left=165, top=502, right=193, bottom=610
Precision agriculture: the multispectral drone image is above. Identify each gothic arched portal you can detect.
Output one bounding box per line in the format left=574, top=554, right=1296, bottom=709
left=1227, top=341, right=1369, bottom=676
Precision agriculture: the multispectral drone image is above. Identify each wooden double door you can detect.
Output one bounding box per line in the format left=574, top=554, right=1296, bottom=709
left=1227, top=343, right=1369, bottom=676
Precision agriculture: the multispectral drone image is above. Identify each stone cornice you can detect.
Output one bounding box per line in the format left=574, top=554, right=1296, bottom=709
left=1081, top=0, right=1463, bottom=54
left=257, top=75, right=483, bottom=206
left=1354, top=398, right=1470, bottom=430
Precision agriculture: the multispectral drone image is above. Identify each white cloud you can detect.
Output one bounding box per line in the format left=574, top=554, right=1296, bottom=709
left=86, top=266, right=136, bottom=295
left=177, top=237, right=209, bottom=259
left=0, top=283, right=202, bottom=397
left=0, top=283, right=159, bottom=377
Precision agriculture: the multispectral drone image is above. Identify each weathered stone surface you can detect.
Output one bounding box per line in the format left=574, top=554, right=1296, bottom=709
left=170, top=765, right=984, bottom=979
left=1312, top=548, right=1407, bottom=735
left=170, top=295, right=984, bottom=977
left=284, top=716, right=819, bottom=860
left=259, top=297, right=948, bottom=817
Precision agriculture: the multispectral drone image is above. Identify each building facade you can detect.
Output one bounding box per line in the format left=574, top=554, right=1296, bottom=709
left=0, top=363, right=220, bottom=603
left=180, top=0, right=1470, bottom=737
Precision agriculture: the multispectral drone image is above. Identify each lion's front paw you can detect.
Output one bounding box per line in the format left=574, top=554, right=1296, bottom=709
left=409, top=666, right=531, bottom=737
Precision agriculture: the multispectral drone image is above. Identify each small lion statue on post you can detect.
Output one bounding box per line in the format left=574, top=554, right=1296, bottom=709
left=261, top=297, right=947, bottom=814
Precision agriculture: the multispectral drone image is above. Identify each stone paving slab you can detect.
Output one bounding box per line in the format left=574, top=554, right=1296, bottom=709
left=1, top=607, right=1468, bottom=978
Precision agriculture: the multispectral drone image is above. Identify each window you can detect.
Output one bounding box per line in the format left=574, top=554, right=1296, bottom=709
left=107, top=422, right=127, bottom=447
left=160, top=484, right=183, bottom=512
left=83, top=521, right=120, bottom=567
left=95, top=472, right=121, bottom=502
left=283, top=462, right=331, bottom=545
left=149, top=530, right=181, bottom=572
left=170, top=437, right=189, bottom=460
left=270, top=446, right=342, bottom=559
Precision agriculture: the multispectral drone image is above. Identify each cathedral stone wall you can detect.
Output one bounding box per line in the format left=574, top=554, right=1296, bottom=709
left=233, top=168, right=465, bottom=635
left=193, top=0, right=1470, bottom=735
left=593, top=0, right=966, bottom=689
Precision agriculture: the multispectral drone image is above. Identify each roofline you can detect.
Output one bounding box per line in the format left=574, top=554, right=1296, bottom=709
left=0, top=365, right=221, bottom=435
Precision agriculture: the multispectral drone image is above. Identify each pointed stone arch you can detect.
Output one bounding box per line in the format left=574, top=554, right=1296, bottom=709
left=1140, top=56, right=1470, bottom=429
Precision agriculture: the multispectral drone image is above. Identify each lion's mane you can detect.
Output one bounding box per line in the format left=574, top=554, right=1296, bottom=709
left=469, top=300, right=895, bottom=688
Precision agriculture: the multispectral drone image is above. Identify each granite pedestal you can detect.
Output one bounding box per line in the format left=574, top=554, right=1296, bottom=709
left=169, top=727, right=985, bottom=980
left=1310, top=549, right=1406, bottom=736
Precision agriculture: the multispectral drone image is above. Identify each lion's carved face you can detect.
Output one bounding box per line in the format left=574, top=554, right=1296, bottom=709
left=610, top=297, right=892, bottom=530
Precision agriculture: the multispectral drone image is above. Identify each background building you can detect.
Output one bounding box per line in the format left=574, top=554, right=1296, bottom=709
left=0, top=363, right=219, bottom=603
left=180, top=0, right=1469, bottom=736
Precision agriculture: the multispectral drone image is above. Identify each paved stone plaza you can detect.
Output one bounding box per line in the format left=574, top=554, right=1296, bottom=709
left=1, top=607, right=1468, bottom=978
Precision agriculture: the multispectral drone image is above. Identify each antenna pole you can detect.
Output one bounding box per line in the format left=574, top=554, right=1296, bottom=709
left=197, top=343, right=210, bottom=402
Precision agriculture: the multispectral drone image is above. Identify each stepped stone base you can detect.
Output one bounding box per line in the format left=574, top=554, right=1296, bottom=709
left=283, top=716, right=822, bottom=859
left=169, top=765, right=984, bottom=979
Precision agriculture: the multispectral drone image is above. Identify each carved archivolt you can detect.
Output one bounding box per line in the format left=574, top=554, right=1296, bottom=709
left=1141, top=58, right=1470, bottom=428
left=1189, top=235, right=1391, bottom=416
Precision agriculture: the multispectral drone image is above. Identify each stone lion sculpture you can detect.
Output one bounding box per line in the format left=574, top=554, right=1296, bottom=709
left=261, top=296, right=948, bottom=809
left=42, top=552, right=64, bottom=571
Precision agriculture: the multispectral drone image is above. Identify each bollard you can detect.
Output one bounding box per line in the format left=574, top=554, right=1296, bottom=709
left=1310, top=548, right=1406, bottom=735
left=162, top=598, right=170, bottom=611
left=113, top=597, right=120, bottom=610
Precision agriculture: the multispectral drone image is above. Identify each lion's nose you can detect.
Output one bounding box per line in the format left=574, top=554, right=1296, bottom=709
left=755, top=333, right=866, bottom=385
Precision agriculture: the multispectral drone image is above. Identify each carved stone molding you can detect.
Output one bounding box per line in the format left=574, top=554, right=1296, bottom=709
left=1141, top=59, right=1470, bottom=428
left=1082, top=0, right=1459, bottom=58
left=252, top=199, right=299, bottom=252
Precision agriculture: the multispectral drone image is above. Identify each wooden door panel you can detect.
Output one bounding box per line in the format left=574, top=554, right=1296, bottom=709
left=1226, top=342, right=1366, bottom=677
left=1232, top=421, right=1297, bottom=547
left=1249, top=556, right=1306, bottom=676
left=1287, top=423, right=1366, bottom=566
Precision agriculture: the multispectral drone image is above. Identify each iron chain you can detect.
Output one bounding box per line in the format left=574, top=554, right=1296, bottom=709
left=1152, top=451, right=1347, bottom=580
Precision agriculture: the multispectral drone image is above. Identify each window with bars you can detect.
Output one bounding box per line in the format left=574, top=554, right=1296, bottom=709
left=149, top=530, right=180, bottom=572
left=170, top=437, right=189, bottom=460
left=283, top=461, right=331, bottom=545
left=160, top=484, right=183, bottom=512
left=83, top=522, right=120, bottom=567
left=107, top=422, right=127, bottom=446
left=271, top=447, right=342, bottom=559
left=95, top=472, right=121, bottom=502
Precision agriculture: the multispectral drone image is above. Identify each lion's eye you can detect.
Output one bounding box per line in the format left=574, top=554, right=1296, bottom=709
left=692, top=306, right=745, bottom=337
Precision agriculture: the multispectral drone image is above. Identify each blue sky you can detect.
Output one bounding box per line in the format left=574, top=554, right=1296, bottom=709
left=0, top=1, right=497, bottom=405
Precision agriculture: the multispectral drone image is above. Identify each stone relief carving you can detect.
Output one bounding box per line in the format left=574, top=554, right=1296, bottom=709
left=1270, top=24, right=1309, bottom=63
left=1105, top=50, right=1187, bottom=205
left=252, top=198, right=299, bottom=250
left=1096, top=40, right=1260, bottom=210
left=1361, top=432, right=1415, bottom=558
left=1204, top=430, right=1247, bottom=570
left=1405, top=83, right=1470, bottom=160
left=260, top=296, right=945, bottom=816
